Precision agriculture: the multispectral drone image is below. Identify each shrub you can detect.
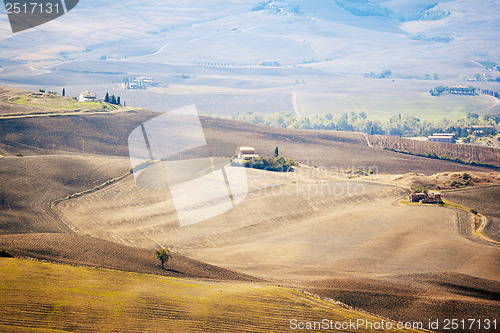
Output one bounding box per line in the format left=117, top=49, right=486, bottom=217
left=427, top=152, right=438, bottom=159
left=0, top=250, right=13, bottom=258
left=471, top=209, right=478, bottom=215
left=241, top=156, right=298, bottom=172
left=131, top=160, right=154, bottom=174
left=411, top=184, right=424, bottom=193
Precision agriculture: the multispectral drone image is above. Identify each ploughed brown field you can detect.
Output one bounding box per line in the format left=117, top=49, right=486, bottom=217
left=444, top=185, right=500, bottom=242
left=0, top=88, right=498, bottom=332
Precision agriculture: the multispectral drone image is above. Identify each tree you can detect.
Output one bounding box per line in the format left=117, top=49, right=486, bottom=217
left=155, top=249, right=172, bottom=269
left=105, top=92, right=110, bottom=103
left=62, top=88, right=65, bottom=97
left=111, top=95, right=116, bottom=105
left=378, top=69, right=392, bottom=79
left=117, top=96, right=121, bottom=105
left=467, top=112, right=479, bottom=120
left=274, top=146, right=279, bottom=157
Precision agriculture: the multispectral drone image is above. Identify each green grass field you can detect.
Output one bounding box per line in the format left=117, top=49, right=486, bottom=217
left=9, top=95, right=117, bottom=112
left=0, top=258, right=421, bottom=332
left=298, top=93, right=494, bottom=121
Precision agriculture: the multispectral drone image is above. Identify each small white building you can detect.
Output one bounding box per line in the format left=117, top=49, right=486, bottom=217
left=236, top=147, right=259, bottom=160
left=428, top=133, right=455, bottom=143
left=78, top=90, right=97, bottom=103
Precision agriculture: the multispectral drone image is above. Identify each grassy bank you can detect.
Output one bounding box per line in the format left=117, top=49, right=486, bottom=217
left=8, top=94, right=117, bottom=112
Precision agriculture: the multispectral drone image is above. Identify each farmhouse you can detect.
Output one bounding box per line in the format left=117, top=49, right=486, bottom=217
left=236, top=147, right=259, bottom=160
left=408, top=192, right=443, bottom=204
left=78, top=90, right=97, bottom=103
left=461, top=125, right=496, bottom=136
left=124, top=77, right=157, bottom=89
left=428, top=133, right=455, bottom=143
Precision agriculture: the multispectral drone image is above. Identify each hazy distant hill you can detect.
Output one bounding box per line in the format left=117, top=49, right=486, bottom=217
left=0, top=0, right=498, bottom=117
left=1, top=0, right=498, bottom=65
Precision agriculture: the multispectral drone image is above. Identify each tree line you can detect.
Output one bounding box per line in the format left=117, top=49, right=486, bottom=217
left=429, top=86, right=476, bottom=96
left=206, top=110, right=499, bottom=138
left=104, top=92, right=121, bottom=105
left=480, top=89, right=500, bottom=99
left=430, top=86, right=500, bottom=98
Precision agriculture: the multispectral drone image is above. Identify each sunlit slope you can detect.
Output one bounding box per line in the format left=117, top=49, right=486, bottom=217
left=54, top=168, right=500, bottom=283
left=0, top=258, right=421, bottom=333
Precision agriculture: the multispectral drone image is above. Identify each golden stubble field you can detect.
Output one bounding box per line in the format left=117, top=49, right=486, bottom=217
left=1, top=258, right=424, bottom=333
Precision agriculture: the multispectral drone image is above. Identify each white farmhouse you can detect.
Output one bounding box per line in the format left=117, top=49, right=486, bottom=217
left=78, top=90, right=97, bottom=103
left=236, top=147, right=259, bottom=160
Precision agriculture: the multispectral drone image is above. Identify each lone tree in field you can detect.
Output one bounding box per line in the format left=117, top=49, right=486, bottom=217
left=275, top=146, right=279, bottom=157
left=62, top=88, right=65, bottom=97
left=155, top=249, right=172, bottom=269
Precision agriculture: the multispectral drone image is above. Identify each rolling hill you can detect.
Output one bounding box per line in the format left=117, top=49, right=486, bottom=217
left=1, top=258, right=424, bottom=332
left=0, top=0, right=499, bottom=329
left=0, top=88, right=499, bottom=331
left=0, top=233, right=259, bottom=281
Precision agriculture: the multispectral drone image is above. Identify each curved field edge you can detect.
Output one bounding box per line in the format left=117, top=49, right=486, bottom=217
left=398, top=197, right=500, bottom=246
left=0, top=258, right=421, bottom=333
left=443, top=185, right=500, bottom=243
left=0, top=233, right=260, bottom=282
left=397, top=183, right=500, bottom=246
